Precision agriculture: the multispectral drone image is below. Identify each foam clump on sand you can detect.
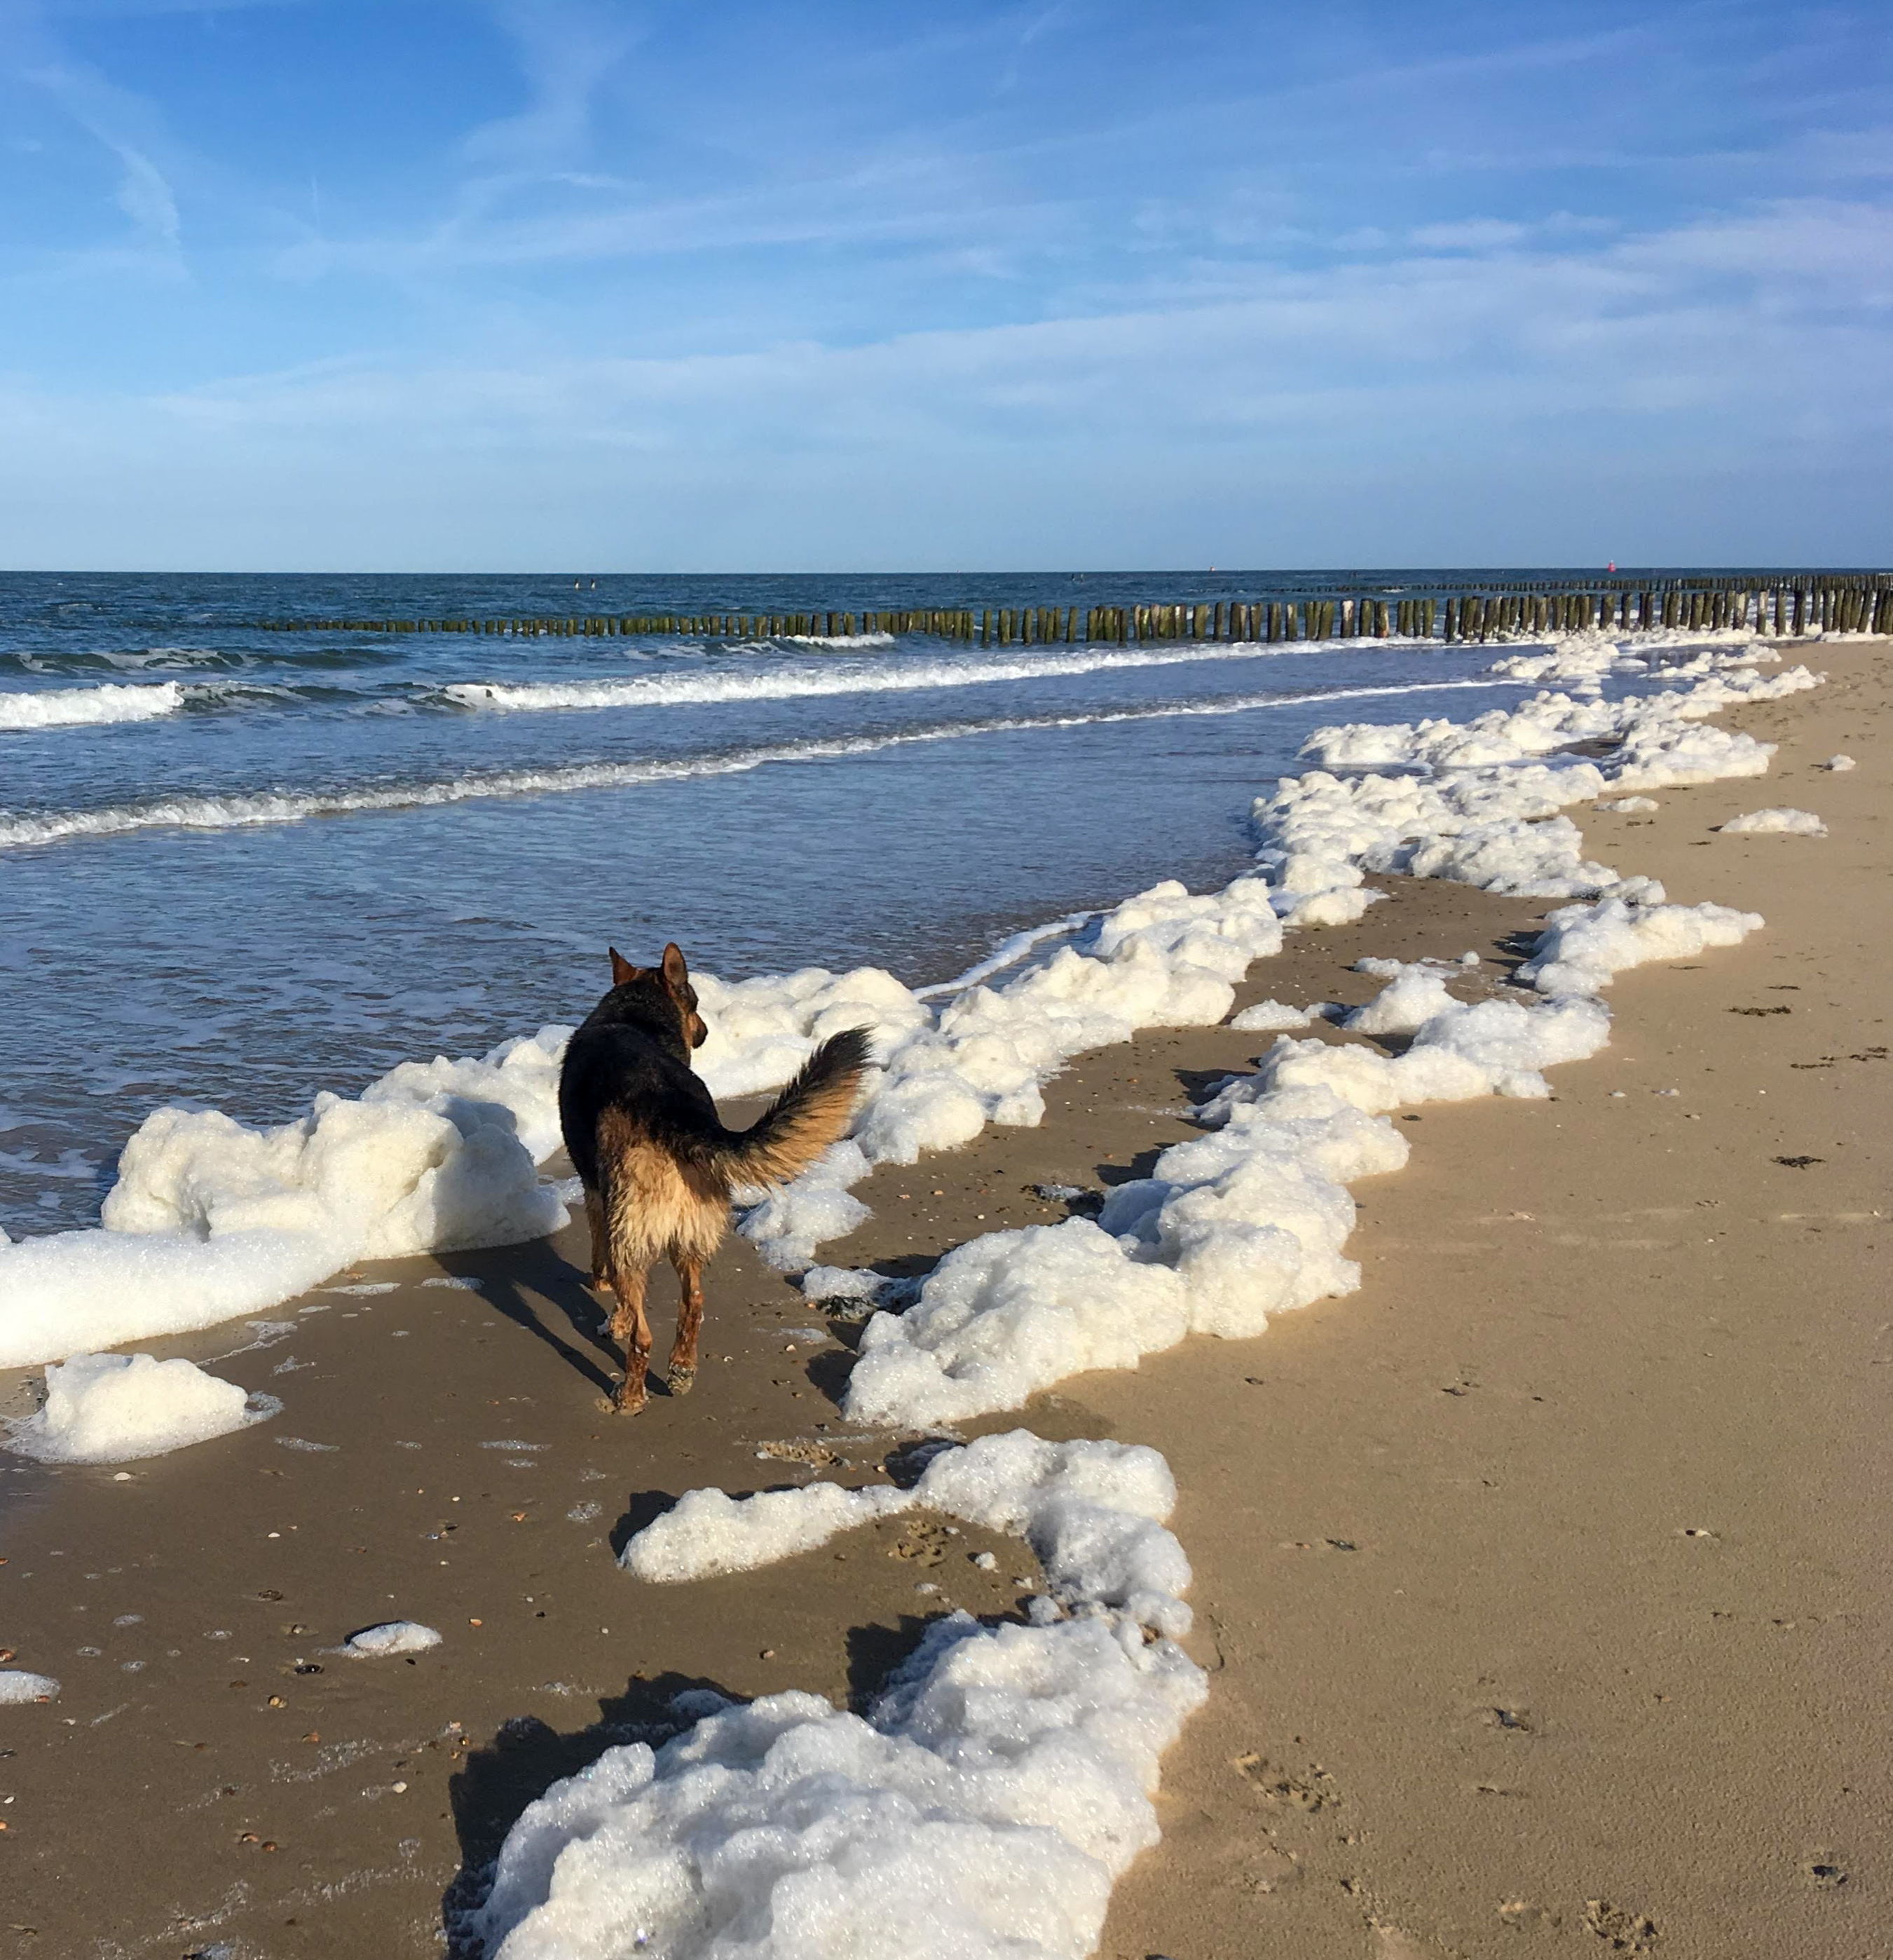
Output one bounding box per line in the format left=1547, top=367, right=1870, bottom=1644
left=620, top=1479, right=912, bottom=1581
left=1229, top=999, right=1320, bottom=1030
left=1341, top=963, right=1459, bottom=1035
left=1719, top=807, right=1827, bottom=836
left=0, top=1671, right=60, bottom=1703
left=693, top=967, right=929, bottom=1098
left=1264, top=655, right=1819, bottom=910
left=1517, top=897, right=1765, bottom=995
left=1252, top=990, right=1614, bottom=1111
left=0, top=1030, right=573, bottom=1368
left=1824, top=754, right=1856, bottom=771
left=0, top=681, right=184, bottom=730
left=842, top=976, right=1612, bottom=1431
left=1482, top=634, right=1778, bottom=690
left=737, top=874, right=1290, bottom=1268
left=844, top=1077, right=1409, bottom=1428
left=343, top=1621, right=442, bottom=1657
left=484, top=1431, right=1203, bottom=1960
left=477, top=1612, right=1203, bottom=1960
left=1598, top=796, right=1659, bottom=813
left=847, top=1220, right=1188, bottom=1425
left=622, top=1431, right=1189, bottom=1631
left=6, top=1352, right=274, bottom=1463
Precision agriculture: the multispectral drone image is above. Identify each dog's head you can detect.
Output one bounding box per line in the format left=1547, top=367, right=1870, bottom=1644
left=608, top=942, right=707, bottom=1049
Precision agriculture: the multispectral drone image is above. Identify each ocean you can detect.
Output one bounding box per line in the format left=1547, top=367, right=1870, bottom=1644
left=0, top=568, right=1702, bottom=1241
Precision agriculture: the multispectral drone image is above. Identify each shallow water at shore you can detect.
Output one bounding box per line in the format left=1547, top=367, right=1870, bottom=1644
left=0, top=569, right=1766, bottom=1239
left=0, top=571, right=1522, bottom=1237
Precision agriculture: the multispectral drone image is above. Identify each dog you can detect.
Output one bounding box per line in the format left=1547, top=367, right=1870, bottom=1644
left=557, top=942, right=871, bottom=1413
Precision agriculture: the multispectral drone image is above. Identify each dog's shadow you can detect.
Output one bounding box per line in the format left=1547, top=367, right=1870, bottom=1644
left=464, top=1239, right=620, bottom=1399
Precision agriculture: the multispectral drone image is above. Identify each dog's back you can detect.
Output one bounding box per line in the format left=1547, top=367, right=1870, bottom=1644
left=558, top=985, right=730, bottom=1273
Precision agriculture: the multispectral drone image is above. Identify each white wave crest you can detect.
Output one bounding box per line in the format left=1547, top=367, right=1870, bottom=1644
left=440, top=641, right=1323, bottom=715
left=0, top=678, right=1513, bottom=855
left=0, top=683, right=184, bottom=730
left=781, top=631, right=898, bottom=648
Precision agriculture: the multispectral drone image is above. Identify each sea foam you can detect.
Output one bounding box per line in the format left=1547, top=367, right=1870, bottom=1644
left=477, top=1431, right=1203, bottom=1959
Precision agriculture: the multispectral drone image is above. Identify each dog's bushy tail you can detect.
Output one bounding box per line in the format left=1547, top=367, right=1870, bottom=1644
left=703, top=1028, right=873, bottom=1189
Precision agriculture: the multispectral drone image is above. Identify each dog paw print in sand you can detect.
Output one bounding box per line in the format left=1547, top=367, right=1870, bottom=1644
left=1498, top=1900, right=1560, bottom=1931
left=1234, top=1844, right=1304, bottom=1897
left=887, top=1518, right=952, bottom=1567
left=753, top=1438, right=847, bottom=1471
left=1583, top=1900, right=1659, bottom=1951
left=1231, top=1751, right=1337, bottom=1811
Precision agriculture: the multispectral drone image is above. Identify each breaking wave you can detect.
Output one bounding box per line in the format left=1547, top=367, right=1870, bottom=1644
left=0, top=683, right=186, bottom=731
left=0, top=676, right=1512, bottom=853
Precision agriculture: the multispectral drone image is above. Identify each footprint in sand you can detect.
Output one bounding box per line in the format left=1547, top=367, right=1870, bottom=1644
left=1583, top=1900, right=1659, bottom=1951
left=1372, top=1922, right=1461, bottom=1958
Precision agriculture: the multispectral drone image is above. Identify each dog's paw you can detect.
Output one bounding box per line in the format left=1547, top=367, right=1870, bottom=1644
left=666, top=1366, right=697, bottom=1398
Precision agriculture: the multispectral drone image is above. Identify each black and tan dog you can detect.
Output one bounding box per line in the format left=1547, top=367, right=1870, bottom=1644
left=557, top=943, right=870, bottom=1413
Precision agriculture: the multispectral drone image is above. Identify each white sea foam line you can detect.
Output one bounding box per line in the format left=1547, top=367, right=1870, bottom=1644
left=0, top=676, right=1518, bottom=854
left=437, top=637, right=1444, bottom=715
left=0, top=682, right=184, bottom=730
left=912, top=911, right=1101, bottom=1000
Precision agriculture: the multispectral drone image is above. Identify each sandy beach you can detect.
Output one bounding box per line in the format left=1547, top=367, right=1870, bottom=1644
left=1, top=641, right=1885, bottom=1959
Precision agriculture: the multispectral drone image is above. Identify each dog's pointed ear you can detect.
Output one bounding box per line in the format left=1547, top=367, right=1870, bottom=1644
left=608, top=947, right=638, bottom=986
left=660, top=942, right=689, bottom=991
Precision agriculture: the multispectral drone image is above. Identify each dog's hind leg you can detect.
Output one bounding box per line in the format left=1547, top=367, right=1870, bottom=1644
left=582, top=1185, right=608, bottom=1291
left=666, top=1253, right=706, bottom=1396
left=608, top=1265, right=653, bottom=1414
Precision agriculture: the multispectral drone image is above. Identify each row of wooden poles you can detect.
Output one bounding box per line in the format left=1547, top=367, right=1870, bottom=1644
left=252, top=581, right=1893, bottom=646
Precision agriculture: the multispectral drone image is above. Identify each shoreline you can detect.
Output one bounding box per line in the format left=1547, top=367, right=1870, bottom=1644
left=0, top=640, right=1882, bottom=1955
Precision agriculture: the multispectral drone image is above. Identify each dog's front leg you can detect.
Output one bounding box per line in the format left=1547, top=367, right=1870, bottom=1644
left=610, top=1266, right=652, bottom=1414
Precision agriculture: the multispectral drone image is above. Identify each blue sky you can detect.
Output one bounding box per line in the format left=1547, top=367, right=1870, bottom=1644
left=1, top=0, right=1888, bottom=570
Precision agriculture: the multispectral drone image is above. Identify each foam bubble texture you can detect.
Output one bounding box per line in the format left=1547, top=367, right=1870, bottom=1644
left=485, top=1431, right=1205, bottom=1959
left=7, top=1352, right=273, bottom=1463
left=1719, top=806, right=1826, bottom=836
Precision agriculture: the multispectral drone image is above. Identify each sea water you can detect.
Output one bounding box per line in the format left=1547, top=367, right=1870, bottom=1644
left=0, top=567, right=1700, bottom=1238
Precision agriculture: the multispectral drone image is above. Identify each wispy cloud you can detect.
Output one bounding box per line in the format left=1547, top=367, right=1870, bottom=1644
left=71, top=197, right=1893, bottom=456
left=8, top=1, right=191, bottom=271
left=465, top=0, right=644, bottom=170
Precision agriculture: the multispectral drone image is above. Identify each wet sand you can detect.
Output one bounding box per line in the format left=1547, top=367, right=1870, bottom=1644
left=1, top=644, right=1886, bottom=1958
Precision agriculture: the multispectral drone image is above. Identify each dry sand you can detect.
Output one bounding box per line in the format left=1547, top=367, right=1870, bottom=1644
left=0, top=644, right=1885, bottom=1959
